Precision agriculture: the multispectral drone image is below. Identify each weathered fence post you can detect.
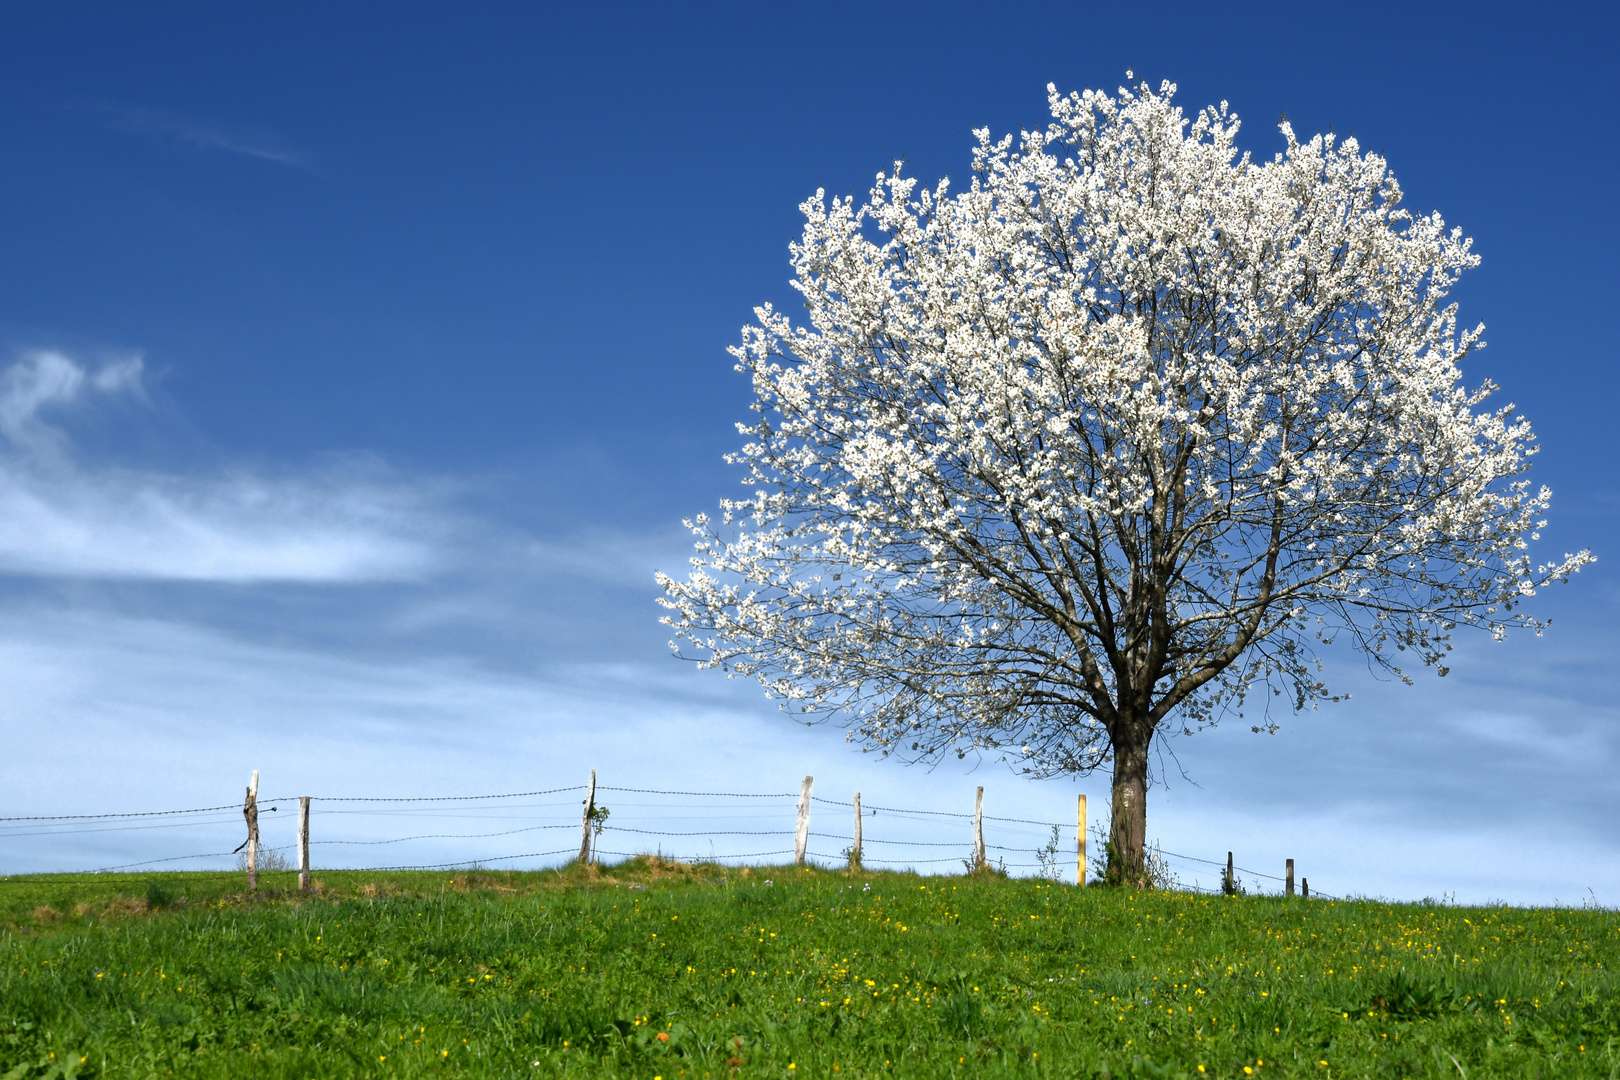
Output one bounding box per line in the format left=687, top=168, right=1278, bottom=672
left=1077, top=794, right=1087, bottom=886
left=851, top=792, right=862, bottom=868
left=973, top=786, right=985, bottom=871
left=244, top=770, right=260, bottom=893
left=578, top=769, right=596, bottom=864
left=1225, top=850, right=1234, bottom=895
left=794, top=776, right=813, bottom=866
left=297, top=796, right=310, bottom=892
left=1302, top=877, right=1309, bottom=899
left=1286, top=858, right=1295, bottom=896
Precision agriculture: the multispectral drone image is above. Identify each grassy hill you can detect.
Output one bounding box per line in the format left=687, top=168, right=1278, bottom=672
left=2, top=859, right=1616, bottom=1078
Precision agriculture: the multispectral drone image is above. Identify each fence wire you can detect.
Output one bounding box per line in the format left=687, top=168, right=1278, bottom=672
left=0, top=781, right=1341, bottom=898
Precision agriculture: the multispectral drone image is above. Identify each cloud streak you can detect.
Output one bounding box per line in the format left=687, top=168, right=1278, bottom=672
left=72, top=100, right=311, bottom=170
left=0, top=350, right=437, bottom=582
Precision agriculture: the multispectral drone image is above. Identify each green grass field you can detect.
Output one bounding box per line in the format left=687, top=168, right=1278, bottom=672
left=1, top=859, right=1616, bottom=1078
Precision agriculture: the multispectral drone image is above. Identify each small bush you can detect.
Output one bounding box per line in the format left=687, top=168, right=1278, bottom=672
left=142, top=878, right=174, bottom=909
left=234, top=846, right=291, bottom=872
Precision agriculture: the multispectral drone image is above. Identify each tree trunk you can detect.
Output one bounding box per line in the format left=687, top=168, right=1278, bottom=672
left=1106, top=732, right=1150, bottom=887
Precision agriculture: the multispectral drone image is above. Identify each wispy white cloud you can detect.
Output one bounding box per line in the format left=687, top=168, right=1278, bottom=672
left=0, top=349, right=145, bottom=453
left=72, top=100, right=311, bottom=170
left=0, top=350, right=436, bottom=582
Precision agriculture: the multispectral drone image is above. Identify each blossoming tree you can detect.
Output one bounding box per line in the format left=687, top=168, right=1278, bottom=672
left=657, top=79, right=1590, bottom=885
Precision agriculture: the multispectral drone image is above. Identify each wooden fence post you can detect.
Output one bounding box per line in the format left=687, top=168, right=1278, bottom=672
left=1226, top=851, right=1234, bottom=894
left=1077, top=794, right=1087, bottom=886
left=1286, top=858, right=1295, bottom=896
left=973, top=786, right=985, bottom=871
left=297, top=796, right=310, bottom=892
left=795, top=776, right=813, bottom=865
left=244, top=770, right=260, bottom=893
left=851, top=792, right=862, bottom=868
left=1302, top=877, right=1309, bottom=899
left=578, top=769, right=596, bottom=864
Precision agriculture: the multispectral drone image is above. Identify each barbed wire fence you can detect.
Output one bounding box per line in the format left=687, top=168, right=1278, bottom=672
left=0, top=775, right=1337, bottom=899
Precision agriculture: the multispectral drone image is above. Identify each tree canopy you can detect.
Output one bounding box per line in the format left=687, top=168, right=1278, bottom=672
left=658, top=79, right=1590, bottom=883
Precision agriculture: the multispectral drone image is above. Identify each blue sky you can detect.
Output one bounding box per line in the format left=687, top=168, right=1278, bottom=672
left=0, top=1, right=1615, bottom=904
